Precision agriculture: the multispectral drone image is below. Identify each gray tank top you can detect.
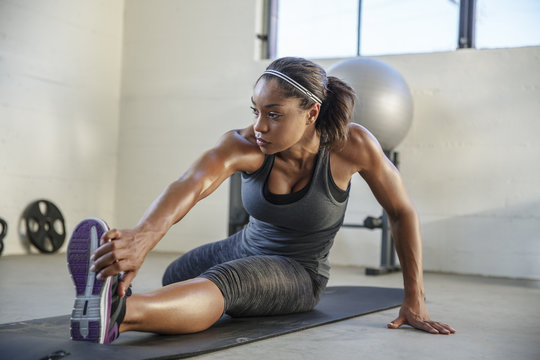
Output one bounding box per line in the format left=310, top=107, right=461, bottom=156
left=241, top=147, right=350, bottom=278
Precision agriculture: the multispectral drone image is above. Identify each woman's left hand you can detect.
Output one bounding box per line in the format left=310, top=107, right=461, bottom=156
left=387, top=297, right=456, bottom=335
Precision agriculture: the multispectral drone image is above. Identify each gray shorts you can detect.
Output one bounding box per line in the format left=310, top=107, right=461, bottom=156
left=162, top=231, right=328, bottom=317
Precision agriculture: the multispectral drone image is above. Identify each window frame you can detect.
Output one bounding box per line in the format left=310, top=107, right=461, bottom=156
left=258, top=0, right=483, bottom=59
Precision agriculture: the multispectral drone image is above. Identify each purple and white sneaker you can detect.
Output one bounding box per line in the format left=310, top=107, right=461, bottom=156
left=67, top=218, right=127, bottom=344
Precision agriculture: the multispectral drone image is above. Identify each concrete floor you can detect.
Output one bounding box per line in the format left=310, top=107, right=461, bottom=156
left=1, top=252, right=539, bottom=360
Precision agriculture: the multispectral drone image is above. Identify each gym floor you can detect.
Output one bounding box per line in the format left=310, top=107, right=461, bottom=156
left=1, top=252, right=539, bottom=360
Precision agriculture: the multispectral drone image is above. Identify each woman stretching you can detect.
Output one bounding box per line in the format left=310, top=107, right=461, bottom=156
left=67, top=57, right=455, bottom=344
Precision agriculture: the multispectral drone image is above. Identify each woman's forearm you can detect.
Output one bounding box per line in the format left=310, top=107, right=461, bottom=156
left=389, top=208, right=425, bottom=300
left=133, top=178, right=201, bottom=251
left=132, top=147, right=233, bottom=252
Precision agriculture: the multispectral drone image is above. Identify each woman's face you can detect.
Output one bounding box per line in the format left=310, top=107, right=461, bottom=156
left=251, top=78, right=312, bottom=154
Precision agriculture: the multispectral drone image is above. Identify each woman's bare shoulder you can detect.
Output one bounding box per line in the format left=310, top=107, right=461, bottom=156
left=225, top=126, right=257, bottom=146
left=217, top=127, right=265, bottom=173
left=332, top=123, right=385, bottom=173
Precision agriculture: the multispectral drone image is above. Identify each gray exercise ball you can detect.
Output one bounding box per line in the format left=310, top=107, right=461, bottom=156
left=327, top=58, right=413, bottom=151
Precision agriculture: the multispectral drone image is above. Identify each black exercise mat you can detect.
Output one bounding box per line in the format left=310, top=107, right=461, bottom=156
left=0, top=286, right=403, bottom=360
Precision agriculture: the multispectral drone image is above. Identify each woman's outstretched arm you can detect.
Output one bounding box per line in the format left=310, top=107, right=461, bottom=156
left=92, top=129, right=263, bottom=296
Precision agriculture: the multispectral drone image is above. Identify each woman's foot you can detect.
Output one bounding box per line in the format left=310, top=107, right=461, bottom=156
left=67, top=218, right=129, bottom=344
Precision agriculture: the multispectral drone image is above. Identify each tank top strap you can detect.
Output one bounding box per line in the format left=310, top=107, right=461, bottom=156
left=242, top=153, right=275, bottom=182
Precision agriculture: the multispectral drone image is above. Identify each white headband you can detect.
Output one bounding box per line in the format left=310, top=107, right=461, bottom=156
left=263, top=69, right=322, bottom=105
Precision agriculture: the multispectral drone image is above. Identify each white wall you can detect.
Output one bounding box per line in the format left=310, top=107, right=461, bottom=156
left=0, top=0, right=124, bottom=254
left=117, top=0, right=540, bottom=280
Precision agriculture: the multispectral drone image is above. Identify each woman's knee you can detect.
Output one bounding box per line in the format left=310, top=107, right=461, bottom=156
left=162, top=234, right=247, bottom=287
left=161, top=254, right=195, bottom=286
left=162, top=260, right=179, bottom=286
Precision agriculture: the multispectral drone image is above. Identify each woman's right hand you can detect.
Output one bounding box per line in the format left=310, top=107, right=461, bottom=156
left=91, top=227, right=153, bottom=297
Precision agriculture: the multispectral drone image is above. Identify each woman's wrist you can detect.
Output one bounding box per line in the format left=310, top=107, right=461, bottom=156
left=403, top=282, right=426, bottom=300
left=133, top=222, right=165, bottom=252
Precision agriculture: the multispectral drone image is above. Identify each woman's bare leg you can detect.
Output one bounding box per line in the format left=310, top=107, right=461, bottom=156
left=119, top=278, right=225, bottom=334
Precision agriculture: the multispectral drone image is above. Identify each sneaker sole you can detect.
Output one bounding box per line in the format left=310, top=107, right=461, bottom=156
left=67, top=218, right=112, bottom=344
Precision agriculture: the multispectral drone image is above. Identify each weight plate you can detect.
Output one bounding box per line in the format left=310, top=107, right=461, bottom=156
left=23, top=200, right=66, bottom=254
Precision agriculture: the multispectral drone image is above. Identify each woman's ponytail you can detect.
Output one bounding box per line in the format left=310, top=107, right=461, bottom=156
left=317, top=76, right=356, bottom=149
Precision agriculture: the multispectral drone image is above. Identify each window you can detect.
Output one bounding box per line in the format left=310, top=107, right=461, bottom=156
left=361, top=0, right=459, bottom=56
left=476, top=0, right=540, bottom=49
left=263, top=0, right=540, bottom=59
left=273, top=0, right=359, bottom=59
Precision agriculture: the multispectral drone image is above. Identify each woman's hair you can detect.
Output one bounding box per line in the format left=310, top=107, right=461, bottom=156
left=258, top=57, right=356, bottom=149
